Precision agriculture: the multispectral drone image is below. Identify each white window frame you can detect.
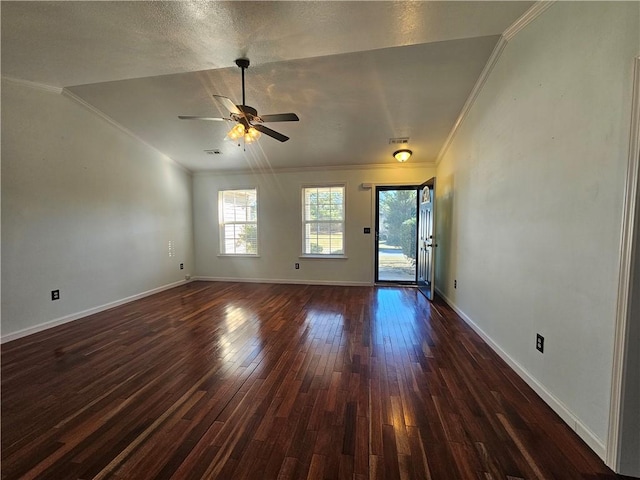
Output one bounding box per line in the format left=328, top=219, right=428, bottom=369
left=301, top=184, right=347, bottom=258
left=218, top=188, right=259, bottom=256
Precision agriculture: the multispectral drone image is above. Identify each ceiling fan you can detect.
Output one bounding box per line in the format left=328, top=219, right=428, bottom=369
left=178, top=58, right=299, bottom=143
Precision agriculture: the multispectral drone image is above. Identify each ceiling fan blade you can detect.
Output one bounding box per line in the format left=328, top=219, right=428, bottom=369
left=178, top=115, right=230, bottom=121
left=254, top=124, right=290, bottom=142
left=213, top=95, right=242, bottom=115
left=258, top=113, right=300, bottom=123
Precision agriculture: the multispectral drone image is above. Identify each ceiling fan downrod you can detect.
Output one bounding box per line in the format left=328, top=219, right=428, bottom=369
left=235, top=58, right=250, bottom=107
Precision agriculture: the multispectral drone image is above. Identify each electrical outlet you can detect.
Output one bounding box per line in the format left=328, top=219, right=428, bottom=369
left=51, top=289, right=60, bottom=301
left=454, top=279, right=457, bottom=289
left=180, top=263, right=184, bottom=270
left=536, top=334, right=544, bottom=353
left=364, top=227, right=371, bottom=234
left=295, top=263, right=300, bottom=269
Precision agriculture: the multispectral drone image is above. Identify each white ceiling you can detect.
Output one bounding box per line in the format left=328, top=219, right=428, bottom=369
left=1, top=1, right=534, bottom=172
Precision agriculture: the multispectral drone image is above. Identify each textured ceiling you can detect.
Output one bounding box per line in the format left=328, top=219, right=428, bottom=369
left=1, top=1, right=535, bottom=172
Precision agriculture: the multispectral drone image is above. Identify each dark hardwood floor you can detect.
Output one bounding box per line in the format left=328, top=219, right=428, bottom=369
left=1, top=282, right=627, bottom=479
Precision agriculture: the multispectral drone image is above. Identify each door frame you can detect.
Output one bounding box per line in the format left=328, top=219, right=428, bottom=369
left=607, top=56, right=640, bottom=473
left=374, top=184, right=421, bottom=285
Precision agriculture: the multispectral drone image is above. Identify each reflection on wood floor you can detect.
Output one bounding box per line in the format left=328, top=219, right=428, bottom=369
left=1, top=282, right=622, bottom=479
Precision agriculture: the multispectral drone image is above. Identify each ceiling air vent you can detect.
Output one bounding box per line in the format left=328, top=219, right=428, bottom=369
left=389, top=137, right=409, bottom=145
left=204, top=149, right=221, bottom=155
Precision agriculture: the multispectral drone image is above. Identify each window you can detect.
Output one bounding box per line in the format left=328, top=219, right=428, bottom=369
left=219, top=188, right=258, bottom=255
left=302, top=185, right=345, bottom=255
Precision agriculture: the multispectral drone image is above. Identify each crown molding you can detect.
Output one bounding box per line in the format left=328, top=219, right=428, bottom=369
left=61, top=88, right=191, bottom=175
left=3, top=76, right=190, bottom=175
left=193, top=160, right=435, bottom=177
left=436, top=0, right=556, bottom=166
left=435, top=36, right=507, bottom=166
left=503, top=0, right=556, bottom=41
left=1, top=75, right=63, bottom=94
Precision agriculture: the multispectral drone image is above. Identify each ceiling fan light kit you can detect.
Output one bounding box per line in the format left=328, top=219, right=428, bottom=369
left=227, top=123, right=261, bottom=143
left=244, top=127, right=261, bottom=143
left=228, top=123, right=245, bottom=140
left=393, top=149, right=412, bottom=162
left=179, top=58, right=299, bottom=144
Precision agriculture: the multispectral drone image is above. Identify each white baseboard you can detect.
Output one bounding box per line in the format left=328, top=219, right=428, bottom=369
left=435, top=287, right=606, bottom=460
left=193, top=276, right=372, bottom=287
left=4, top=277, right=604, bottom=457
left=1, top=279, right=191, bottom=344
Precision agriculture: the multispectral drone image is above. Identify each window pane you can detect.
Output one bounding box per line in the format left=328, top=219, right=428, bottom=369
left=317, top=202, right=331, bottom=220
left=329, top=222, right=344, bottom=254
left=302, top=185, right=345, bottom=255
left=239, top=224, right=258, bottom=254
left=219, top=188, right=258, bottom=255
left=224, top=224, right=238, bottom=254
left=304, top=222, right=322, bottom=254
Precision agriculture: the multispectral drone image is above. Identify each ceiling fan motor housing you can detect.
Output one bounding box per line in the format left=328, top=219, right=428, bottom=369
left=237, top=105, right=257, bottom=117
left=233, top=105, right=258, bottom=127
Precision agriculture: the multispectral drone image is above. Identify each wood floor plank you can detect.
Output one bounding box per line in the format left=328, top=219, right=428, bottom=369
left=1, top=282, right=627, bottom=479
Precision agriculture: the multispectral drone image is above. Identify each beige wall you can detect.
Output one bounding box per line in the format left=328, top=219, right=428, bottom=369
left=193, top=165, right=434, bottom=285
left=435, top=1, right=639, bottom=458
left=1, top=79, right=194, bottom=340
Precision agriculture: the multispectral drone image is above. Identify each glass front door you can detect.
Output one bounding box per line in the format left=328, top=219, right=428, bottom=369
left=375, top=187, right=418, bottom=283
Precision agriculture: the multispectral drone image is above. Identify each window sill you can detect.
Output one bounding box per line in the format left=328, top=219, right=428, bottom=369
left=299, top=254, right=348, bottom=259
left=217, top=254, right=260, bottom=258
